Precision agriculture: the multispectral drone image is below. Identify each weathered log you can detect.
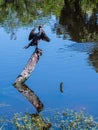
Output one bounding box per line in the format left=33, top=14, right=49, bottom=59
left=14, top=83, right=43, bottom=112
left=13, top=48, right=42, bottom=85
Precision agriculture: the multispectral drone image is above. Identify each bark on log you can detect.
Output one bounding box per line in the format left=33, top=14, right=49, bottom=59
left=13, top=48, right=42, bottom=85
left=14, top=83, right=43, bottom=112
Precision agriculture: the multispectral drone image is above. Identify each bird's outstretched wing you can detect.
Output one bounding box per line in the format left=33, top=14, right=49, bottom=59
left=28, top=28, right=36, bottom=40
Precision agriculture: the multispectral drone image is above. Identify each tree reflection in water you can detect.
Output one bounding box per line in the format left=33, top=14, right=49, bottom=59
left=88, top=46, right=98, bottom=72
left=59, top=1, right=98, bottom=42
left=57, top=0, right=98, bottom=72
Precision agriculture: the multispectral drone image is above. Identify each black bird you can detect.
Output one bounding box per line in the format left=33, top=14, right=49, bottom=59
left=24, top=26, right=50, bottom=49
left=28, top=25, right=42, bottom=40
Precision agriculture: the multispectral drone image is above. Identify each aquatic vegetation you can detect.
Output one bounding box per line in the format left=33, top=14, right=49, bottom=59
left=13, top=113, right=32, bottom=130
left=0, top=117, right=10, bottom=130
left=0, top=109, right=98, bottom=129
left=50, top=109, right=98, bottom=129
left=13, top=113, right=51, bottom=130
left=12, top=109, right=98, bottom=130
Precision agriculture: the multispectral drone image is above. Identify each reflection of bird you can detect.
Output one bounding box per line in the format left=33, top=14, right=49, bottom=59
left=10, top=31, right=17, bottom=40
left=24, top=25, right=50, bottom=49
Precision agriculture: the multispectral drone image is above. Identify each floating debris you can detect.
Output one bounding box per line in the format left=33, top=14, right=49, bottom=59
left=60, top=82, right=64, bottom=93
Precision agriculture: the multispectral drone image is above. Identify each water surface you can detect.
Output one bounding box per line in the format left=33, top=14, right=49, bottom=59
left=0, top=0, right=98, bottom=123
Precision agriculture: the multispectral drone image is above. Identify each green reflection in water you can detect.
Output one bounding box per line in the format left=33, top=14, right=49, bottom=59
left=0, top=0, right=64, bottom=27
left=60, top=0, right=98, bottom=42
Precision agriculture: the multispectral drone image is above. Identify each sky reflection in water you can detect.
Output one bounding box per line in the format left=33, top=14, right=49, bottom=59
left=0, top=15, right=98, bottom=119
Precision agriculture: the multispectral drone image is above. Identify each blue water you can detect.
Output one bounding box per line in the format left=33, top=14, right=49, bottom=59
left=0, top=17, right=98, bottom=121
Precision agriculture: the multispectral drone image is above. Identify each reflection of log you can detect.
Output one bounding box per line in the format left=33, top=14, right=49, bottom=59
left=14, top=83, right=43, bottom=112
left=13, top=48, right=42, bottom=85
left=30, top=114, right=51, bottom=130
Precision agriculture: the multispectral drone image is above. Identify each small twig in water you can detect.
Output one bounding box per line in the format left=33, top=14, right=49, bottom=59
left=60, top=82, right=64, bottom=93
